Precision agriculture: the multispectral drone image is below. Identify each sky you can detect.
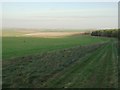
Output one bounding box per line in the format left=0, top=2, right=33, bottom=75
left=2, top=2, right=118, bottom=30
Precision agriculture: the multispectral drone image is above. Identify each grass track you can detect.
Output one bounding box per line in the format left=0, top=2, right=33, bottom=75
left=3, top=36, right=118, bottom=88
left=2, top=40, right=118, bottom=88
left=42, top=41, right=118, bottom=88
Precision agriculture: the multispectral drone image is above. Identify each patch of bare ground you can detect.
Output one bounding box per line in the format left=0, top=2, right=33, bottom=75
left=23, top=32, right=85, bottom=38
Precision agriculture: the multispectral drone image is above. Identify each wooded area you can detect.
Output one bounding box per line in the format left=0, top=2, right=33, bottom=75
left=91, top=29, right=118, bottom=38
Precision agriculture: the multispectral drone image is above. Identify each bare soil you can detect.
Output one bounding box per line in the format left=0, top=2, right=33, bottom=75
left=24, top=32, right=84, bottom=38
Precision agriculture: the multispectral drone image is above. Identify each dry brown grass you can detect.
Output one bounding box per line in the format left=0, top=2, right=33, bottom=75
left=24, top=32, right=84, bottom=38
left=2, top=29, right=85, bottom=38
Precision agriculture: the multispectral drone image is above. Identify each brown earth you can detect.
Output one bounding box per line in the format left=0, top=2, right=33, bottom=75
left=24, top=32, right=85, bottom=38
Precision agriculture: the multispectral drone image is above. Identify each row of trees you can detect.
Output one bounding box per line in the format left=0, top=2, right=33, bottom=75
left=91, top=29, right=118, bottom=38
left=118, top=29, right=120, bottom=40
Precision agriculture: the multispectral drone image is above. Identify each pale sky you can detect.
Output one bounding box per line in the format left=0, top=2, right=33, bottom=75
left=2, top=2, right=118, bottom=30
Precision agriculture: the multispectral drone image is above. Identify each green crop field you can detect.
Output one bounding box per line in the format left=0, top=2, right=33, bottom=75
left=2, top=35, right=108, bottom=59
left=44, top=41, right=118, bottom=88
left=2, top=30, right=118, bottom=88
left=2, top=2, right=119, bottom=89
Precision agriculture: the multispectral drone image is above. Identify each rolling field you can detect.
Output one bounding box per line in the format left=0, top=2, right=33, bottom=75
left=44, top=41, right=118, bottom=88
left=2, top=39, right=118, bottom=88
left=2, top=30, right=118, bottom=88
left=2, top=35, right=108, bottom=59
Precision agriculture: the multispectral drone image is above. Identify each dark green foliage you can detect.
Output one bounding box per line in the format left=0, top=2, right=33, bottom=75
left=118, top=29, right=120, bottom=40
left=91, top=29, right=118, bottom=38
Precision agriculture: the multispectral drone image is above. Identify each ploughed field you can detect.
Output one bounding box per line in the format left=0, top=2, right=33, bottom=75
left=2, top=30, right=118, bottom=88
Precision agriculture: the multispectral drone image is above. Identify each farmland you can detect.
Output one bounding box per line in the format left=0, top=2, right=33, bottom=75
left=2, top=30, right=118, bottom=88
left=2, top=30, right=108, bottom=59
left=2, top=1, right=119, bottom=89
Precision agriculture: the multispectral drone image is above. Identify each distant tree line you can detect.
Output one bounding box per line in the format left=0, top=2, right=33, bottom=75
left=91, top=29, right=118, bottom=38
left=118, top=29, right=120, bottom=40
